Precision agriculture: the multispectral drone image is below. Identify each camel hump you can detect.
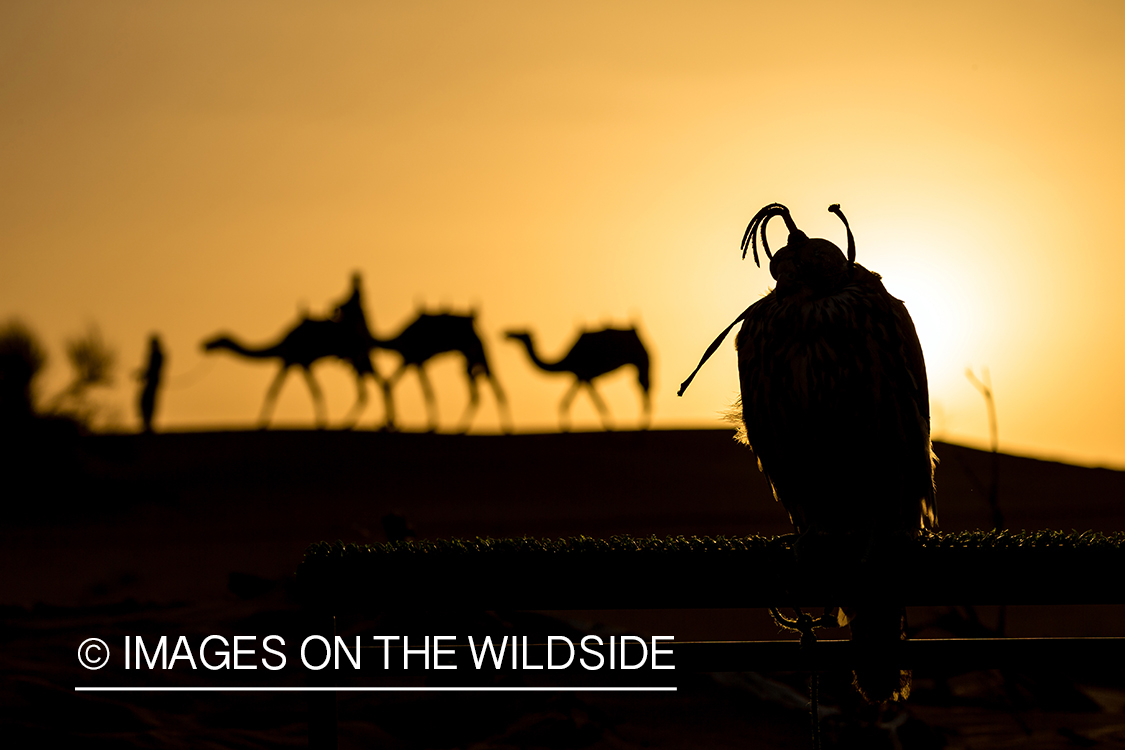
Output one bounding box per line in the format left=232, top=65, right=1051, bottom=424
left=387, top=311, right=489, bottom=367
left=400, top=312, right=479, bottom=342
left=552, top=326, right=646, bottom=386
left=573, top=327, right=647, bottom=359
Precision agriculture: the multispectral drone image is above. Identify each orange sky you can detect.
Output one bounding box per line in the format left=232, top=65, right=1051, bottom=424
left=2, top=1, right=1124, bottom=468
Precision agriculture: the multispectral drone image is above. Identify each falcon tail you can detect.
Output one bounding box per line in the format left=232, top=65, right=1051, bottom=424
left=849, top=603, right=911, bottom=703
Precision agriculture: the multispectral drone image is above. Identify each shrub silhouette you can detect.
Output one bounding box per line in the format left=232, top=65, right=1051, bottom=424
left=0, top=318, right=47, bottom=427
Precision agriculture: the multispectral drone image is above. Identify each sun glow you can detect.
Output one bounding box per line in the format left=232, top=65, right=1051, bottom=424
left=2, top=1, right=1124, bottom=465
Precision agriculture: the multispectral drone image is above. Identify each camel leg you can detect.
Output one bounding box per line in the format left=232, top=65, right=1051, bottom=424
left=639, top=388, right=652, bottom=430
left=341, top=372, right=368, bottom=429
left=585, top=382, right=614, bottom=431
left=259, top=366, right=291, bottom=429
left=301, top=367, right=328, bottom=429
left=382, top=366, right=407, bottom=432
left=455, top=375, right=481, bottom=435
left=416, top=366, right=439, bottom=433
left=369, top=370, right=395, bottom=431
left=558, top=380, right=583, bottom=433
left=489, top=376, right=513, bottom=435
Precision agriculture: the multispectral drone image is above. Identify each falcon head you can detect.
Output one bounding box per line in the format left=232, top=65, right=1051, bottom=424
left=740, top=203, right=857, bottom=294
left=769, top=236, right=849, bottom=295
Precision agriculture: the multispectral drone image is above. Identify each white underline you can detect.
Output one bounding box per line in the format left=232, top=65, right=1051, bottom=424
left=75, top=686, right=677, bottom=693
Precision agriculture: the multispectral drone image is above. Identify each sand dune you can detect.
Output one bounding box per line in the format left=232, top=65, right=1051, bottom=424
left=3, top=429, right=1124, bottom=748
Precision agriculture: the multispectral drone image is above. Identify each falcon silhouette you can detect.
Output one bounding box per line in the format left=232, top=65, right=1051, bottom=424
left=680, top=202, right=937, bottom=702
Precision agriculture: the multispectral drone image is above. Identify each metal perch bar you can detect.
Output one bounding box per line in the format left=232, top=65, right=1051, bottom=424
left=298, top=530, right=1125, bottom=749
left=672, top=637, right=1125, bottom=672
left=296, top=530, right=1125, bottom=612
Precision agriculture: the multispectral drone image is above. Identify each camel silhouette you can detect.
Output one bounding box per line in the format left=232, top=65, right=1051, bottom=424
left=370, top=310, right=512, bottom=434
left=202, top=314, right=384, bottom=429
left=328, top=273, right=508, bottom=433
left=505, top=326, right=651, bottom=431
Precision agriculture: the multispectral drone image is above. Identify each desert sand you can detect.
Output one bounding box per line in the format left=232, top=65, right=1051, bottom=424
left=3, top=428, right=1125, bottom=748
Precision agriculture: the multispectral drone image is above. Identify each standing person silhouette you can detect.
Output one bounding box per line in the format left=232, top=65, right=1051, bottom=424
left=138, top=334, right=164, bottom=433
left=332, top=271, right=390, bottom=427
left=333, top=272, right=374, bottom=356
